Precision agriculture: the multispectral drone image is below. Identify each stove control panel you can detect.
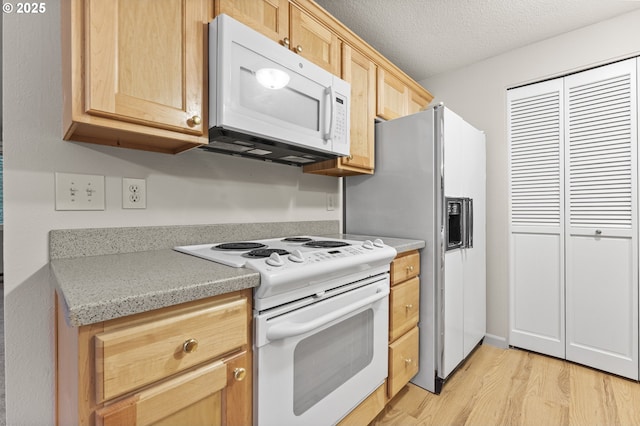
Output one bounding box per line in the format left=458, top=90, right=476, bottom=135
left=253, top=240, right=392, bottom=270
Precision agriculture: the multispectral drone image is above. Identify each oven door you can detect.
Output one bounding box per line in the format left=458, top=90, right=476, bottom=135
left=254, top=275, right=389, bottom=426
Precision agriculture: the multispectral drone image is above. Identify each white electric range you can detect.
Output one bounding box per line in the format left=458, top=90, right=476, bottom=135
left=174, top=235, right=396, bottom=425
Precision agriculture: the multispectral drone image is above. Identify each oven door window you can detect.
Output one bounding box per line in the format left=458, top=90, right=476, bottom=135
left=293, top=309, right=374, bottom=415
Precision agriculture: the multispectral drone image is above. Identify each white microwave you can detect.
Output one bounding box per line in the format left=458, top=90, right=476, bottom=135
left=204, top=14, right=351, bottom=167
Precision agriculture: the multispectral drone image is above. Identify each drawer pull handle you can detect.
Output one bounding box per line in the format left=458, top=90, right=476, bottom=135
left=234, top=367, right=247, bottom=382
left=406, top=265, right=414, bottom=273
left=406, top=304, right=413, bottom=310
left=182, top=338, right=199, bottom=354
left=405, top=358, right=412, bottom=366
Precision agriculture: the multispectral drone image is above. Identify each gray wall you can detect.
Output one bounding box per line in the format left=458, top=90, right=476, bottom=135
left=420, top=9, right=640, bottom=345
left=2, top=4, right=340, bottom=423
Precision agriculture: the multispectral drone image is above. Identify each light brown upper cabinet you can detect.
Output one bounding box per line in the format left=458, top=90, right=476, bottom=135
left=62, top=0, right=210, bottom=154
left=304, top=44, right=376, bottom=176
left=377, top=67, right=430, bottom=120
left=215, top=0, right=289, bottom=45
left=289, top=4, right=341, bottom=75
left=216, top=0, right=340, bottom=75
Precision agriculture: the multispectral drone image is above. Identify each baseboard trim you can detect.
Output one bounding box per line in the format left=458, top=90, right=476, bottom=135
left=483, top=334, right=508, bottom=349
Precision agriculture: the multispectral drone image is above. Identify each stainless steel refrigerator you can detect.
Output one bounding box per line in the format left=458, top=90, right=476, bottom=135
left=345, top=104, right=486, bottom=393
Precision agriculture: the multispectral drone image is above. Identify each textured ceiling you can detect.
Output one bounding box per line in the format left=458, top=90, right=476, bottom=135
left=314, top=0, right=640, bottom=81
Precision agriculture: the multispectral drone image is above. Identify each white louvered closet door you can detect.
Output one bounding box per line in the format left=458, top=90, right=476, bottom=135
left=565, top=58, right=638, bottom=380
left=508, top=78, right=566, bottom=358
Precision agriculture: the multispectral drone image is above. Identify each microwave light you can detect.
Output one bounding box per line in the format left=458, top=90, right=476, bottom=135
left=255, top=68, right=290, bottom=90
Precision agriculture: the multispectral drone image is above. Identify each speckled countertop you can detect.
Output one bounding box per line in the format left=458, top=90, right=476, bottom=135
left=51, top=249, right=260, bottom=327
left=50, top=221, right=424, bottom=327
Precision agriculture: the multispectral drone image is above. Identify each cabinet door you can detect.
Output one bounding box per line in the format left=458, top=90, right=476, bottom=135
left=341, top=44, right=375, bottom=171
left=216, top=0, right=289, bottom=44
left=508, top=78, right=566, bottom=359
left=96, top=361, right=227, bottom=426
left=96, top=352, right=251, bottom=426
left=377, top=67, right=408, bottom=120
left=86, top=0, right=206, bottom=135
left=565, top=59, right=638, bottom=380
left=303, top=43, right=375, bottom=176
left=289, top=4, right=340, bottom=75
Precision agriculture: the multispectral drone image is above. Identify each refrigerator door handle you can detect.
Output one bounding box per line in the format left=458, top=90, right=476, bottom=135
left=466, top=198, right=472, bottom=248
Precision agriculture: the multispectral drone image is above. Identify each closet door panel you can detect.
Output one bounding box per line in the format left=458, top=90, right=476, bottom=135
left=567, top=235, right=636, bottom=378
left=508, top=78, right=565, bottom=357
left=510, top=232, right=564, bottom=357
left=565, top=58, right=638, bottom=380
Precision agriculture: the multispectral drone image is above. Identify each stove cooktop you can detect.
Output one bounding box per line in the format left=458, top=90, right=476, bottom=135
left=174, top=236, right=397, bottom=305
left=175, top=236, right=358, bottom=268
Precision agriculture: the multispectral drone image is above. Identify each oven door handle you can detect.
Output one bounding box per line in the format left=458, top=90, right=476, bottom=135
left=265, top=288, right=389, bottom=342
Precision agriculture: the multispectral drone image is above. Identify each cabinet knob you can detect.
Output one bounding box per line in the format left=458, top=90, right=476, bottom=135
left=406, top=265, right=414, bottom=273
left=234, top=367, right=247, bottom=381
left=282, top=37, right=290, bottom=47
left=404, top=358, right=412, bottom=366
left=406, top=304, right=413, bottom=311
left=346, top=154, right=353, bottom=161
left=190, top=115, right=201, bottom=125
left=182, top=338, right=199, bottom=354
left=295, top=45, right=303, bottom=53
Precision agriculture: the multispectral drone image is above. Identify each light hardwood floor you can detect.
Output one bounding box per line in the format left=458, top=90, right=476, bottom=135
left=373, top=344, right=640, bottom=425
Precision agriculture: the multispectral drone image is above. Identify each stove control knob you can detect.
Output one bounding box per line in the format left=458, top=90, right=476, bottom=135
left=289, top=249, right=305, bottom=263
left=362, top=240, right=374, bottom=250
left=373, top=239, right=385, bottom=248
left=266, top=252, right=285, bottom=267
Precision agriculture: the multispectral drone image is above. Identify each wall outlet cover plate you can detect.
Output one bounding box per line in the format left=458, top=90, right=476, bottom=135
left=122, top=178, right=146, bottom=209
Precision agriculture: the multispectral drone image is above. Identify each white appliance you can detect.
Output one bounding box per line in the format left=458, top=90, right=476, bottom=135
left=205, top=14, right=351, bottom=167
left=345, top=104, right=486, bottom=393
left=175, top=236, right=396, bottom=425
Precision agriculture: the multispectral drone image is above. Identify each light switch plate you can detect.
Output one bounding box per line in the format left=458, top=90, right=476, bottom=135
left=55, top=172, right=105, bottom=211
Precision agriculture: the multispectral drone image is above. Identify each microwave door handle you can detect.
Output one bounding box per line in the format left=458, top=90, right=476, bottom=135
left=324, top=85, right=335, bottom=142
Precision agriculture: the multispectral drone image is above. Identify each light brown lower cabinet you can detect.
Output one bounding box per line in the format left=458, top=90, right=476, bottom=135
left=338, top=250, right=421, bottom=424
left=56, top=289, right=253, bottom=426
left=337, top=382, right=387, bottom=426
left=388, top=327, right=420, bottom=398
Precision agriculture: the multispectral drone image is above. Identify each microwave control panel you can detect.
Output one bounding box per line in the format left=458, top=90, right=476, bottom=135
left=333, top=94, right=348, bottom=149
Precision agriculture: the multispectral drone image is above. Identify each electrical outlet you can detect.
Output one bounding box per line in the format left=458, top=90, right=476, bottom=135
left=122, top=178, right=146, bottom=209
left=55, top=172, right=105, bottom=211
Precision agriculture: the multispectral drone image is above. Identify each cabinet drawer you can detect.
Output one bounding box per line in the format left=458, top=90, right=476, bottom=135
left=388, top=326, right=419, bottom=398
left=95, top=297, right=247, bottom=402
left=390, top=277, right=420, bottom=341
left=390, top=251, right=420, bottom=285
